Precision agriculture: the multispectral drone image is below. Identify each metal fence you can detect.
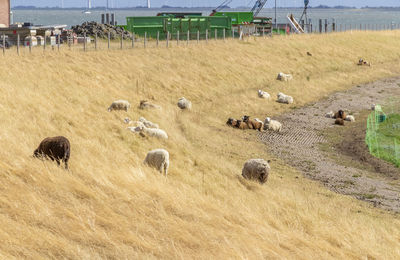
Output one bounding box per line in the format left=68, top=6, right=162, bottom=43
left=366, top=100, right=400, bottom=167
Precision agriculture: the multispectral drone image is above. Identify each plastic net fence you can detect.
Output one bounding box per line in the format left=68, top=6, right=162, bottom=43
left=365, top=100, right=400, bottom=167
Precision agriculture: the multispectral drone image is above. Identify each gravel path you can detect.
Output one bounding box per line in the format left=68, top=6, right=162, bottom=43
left=260, top=77, right=400, bottom=212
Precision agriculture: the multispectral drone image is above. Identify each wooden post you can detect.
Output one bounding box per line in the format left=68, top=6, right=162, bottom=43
left=223, top=28, right=226, bottom=41
left=157, top=31, right=159, bottom=47
left=95, top=32, right=97, bottom=50
left=144, top=32, right=147, bottom=48
left=197, top=30, right=199, bottom=44
left=262, top=27, right=265, bottom=37
left=167, top=31, right=169, bottom=48
left=120, top=31, right=123, bottom=49
left=57, top=34, right=60, bottom=51
left=206, top=29, right=208, bottom=43
left=132, top=32, right=135, bottom=48
left=84, top=32, right=87, bottom=52
left=232, top=28, right=234, bottom=38
left=29, top=36, right=32, bottom=53
left=108, top=32, right=110, bottom=49
left=44, top=35, right=46, bottom=51
left=187, top=30, right=189, bottom=45
left=68, top=32, right=71, bottom=49
left=177, top=31, right=179, bottom=45
left=215, top=29, right=217, bottom=40
left=17, top=34, right=20, bottom=55
left=2, top=33, right=5, bottom=55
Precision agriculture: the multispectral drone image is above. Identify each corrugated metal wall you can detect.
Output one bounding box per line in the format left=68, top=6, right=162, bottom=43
left=0, top=0, right=10, bottom=27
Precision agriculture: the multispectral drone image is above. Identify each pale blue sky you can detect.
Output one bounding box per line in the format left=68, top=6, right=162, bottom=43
left=11, top=0, right=400, bottom=8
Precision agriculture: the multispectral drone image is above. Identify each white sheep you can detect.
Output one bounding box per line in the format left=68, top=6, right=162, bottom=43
left=277, top=72, right=293, bottom=82
left=177, top=97, right=192, bottom=110
left=325, top=111, right=335, bottom=118
left=144, top=149, right=170, bottom=176
left=263, top=117, right=282, bottom=132
left=258, top=90, right=271, bottom=100
left=128, top=125, right=168, bottom=139
left=371, top=104, right=376, bottom=111
left=345, top=115, right=355, bottom=122
left=242, top=159, right=271, bottom=184
left=139, top=100, right=162, bottom=110
left=139, top=117, right=159, bottom=129
left=108, top=100, right=131, bottom=112
left=277, top=92, right=294, bottom=104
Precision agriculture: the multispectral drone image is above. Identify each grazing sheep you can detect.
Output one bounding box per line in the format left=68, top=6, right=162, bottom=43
left=139, top=100, right=161, bottom=110
left=108, top=100, right=131, bottom=112
left=335, top=118, right=345, bottom=126
left=277, top=92, right=294, bottom=104
left=263, top=117, right=282, bottom=132
left=129, top=125, right=168, bottom=139
left=345, top=115, right=355, bottom=122
left=242, top=159, right=271, bottom=184
left=277, top=72, right=293, bottom=82
left=177, top=97, right=192, bottom=110
left=358, top=58, right=371, bottom=66
left=242, top=115, right=263, bottom=131
left=139, top=117, right=159, bottom=129
left=258, top=90, right=271, bottom=100
left=334, top=110, right=347, bottom=120
left=325, top=111, right=335, bottom=118
left=144, top=149, right=170, bottom=176
left=236, top=120, right=250, bottom=130
left=33, top=136, right=70, bottom=169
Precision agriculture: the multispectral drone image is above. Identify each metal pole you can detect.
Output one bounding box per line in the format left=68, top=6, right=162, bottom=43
left=144, top=32, right=147, bottom=48
left=17, top=34, right=19, bottom=55
left=108, top=31, right=110, bottom=49
left=157, top=31, right=159, bottom=47
left=84, top=32, right=86, bottom=52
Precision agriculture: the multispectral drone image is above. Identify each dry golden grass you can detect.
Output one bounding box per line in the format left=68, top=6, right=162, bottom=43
left=0, top=31, right=400, bottom=258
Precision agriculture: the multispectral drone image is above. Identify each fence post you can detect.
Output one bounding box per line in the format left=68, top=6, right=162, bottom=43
left=29, top=36, right=32, bottom=53
left=215, top=29, right=217, bottom=40
left=84, top=32, right=87, bottom=52
left=120, top=31, right=123, bottom=49
left=17, top=33, right=20, bottom=55
left=206, top=29, right=208, bottom=43
left=132, top=32, right=135, bottom=48
left=68, top=32, right=71, bottom=49
left=108, top=32, right=110, bottom=50
left=197, top=30, right=199, bottom=44
left=57, top=34, right=60, bottom=51
left=187, top=30, right=190, bottom=45
left=262, top=27, right=265, bottom=37
left=167, top=31, right=169, bottom=48
left=232, top=28, right=234, bottom=38
left=223, top=28, right=226, bottom=41
left=157, top=31, right=159, bottom=47
left=2, top=33, right=5, bottom=55
left=95, top=32, right=97, bottom=50
left=44, top=35, right=46, bottom=52
left=144, top=32, right=147, bottom=48
left=177, top=31, right=179, bottom=45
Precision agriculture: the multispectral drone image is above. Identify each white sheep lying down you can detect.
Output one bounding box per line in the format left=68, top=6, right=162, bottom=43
left=277, top=92, right=294, bottom=104
left=139, top=117, right=159, bottom=129
left=144, top=149, right=170, bottom=176
left=258, top=90, right=271, bottom=100
left=177, top=97, right=192, bottom=110
left=277, top=72, right=293, bottom=82
left=345, top=115, right=355, bottom=122
left=128, top=125, right=168, bottom=139
left=263, top=117, right=282, bottom=132
left=325, top=111, right=335, bottom=118
left=108, top=100, right=131, bottom=112
left=242, top=159, right=271, bottom=184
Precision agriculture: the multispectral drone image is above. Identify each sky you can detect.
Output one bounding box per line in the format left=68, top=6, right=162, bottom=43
left=11, top=0, right=400, bottom=8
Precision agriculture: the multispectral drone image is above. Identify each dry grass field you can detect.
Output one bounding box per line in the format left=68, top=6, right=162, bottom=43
left=0, top=31, right=400, bottom=258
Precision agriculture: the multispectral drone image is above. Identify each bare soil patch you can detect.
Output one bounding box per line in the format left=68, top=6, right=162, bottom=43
left=261, top=77, right=400, bottom=212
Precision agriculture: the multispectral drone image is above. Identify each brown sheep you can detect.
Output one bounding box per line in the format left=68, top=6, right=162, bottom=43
left=243, top=116, right=263, bottom=131
left=33, top=136, right=70, bottom=169
left=335, top=118, right=345, bottom=126
left=226, top=118, right=236, bottom=127
left=334, top=110, right=346, bottom=120
left=236, top=120, right=250, bottom=130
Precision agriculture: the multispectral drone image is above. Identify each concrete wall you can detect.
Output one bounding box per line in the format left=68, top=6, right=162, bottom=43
left=0, top=0, right=10, bottom=27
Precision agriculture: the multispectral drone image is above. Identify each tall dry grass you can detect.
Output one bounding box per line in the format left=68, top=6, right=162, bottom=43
left=0, top=31, right=400, bottom=258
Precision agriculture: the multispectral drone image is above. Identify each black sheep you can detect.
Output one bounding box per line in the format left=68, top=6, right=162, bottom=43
left=34, top=136, right=71, bottom=169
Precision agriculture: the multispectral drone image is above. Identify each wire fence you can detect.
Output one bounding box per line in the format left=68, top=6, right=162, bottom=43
left=366, top=99, right=400, bottom=167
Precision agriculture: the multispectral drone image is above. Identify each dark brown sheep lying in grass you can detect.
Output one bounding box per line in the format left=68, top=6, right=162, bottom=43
left=334, top=110, right=346, bottom=120
left=335, top=118, right=345, bottom=126
left=242, top=116, right=263, bottom=131
left=34, top=136, right=70, bottom=169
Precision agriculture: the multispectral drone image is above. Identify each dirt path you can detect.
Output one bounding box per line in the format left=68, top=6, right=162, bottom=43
left=260, top=77, right=400, bottom=212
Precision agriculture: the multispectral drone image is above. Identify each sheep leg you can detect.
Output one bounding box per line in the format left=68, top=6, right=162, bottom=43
left=164, top=163, right=168, bottom=176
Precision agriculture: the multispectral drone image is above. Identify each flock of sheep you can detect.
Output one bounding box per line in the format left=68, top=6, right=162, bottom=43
left=32, top=58, right=369, bottom=184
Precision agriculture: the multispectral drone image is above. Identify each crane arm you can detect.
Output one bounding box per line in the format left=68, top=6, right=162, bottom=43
left=210, top=0, right=233, bottom=16
left=251, top=0, right=269, bottom=17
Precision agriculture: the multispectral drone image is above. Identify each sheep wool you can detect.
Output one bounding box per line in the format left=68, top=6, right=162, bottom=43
left=263, top=117, right=282, bottom=132
left=242, top=159, right=271, bottom=184
left=139, top=117, right=159, bottom=129
left=277, top=92, right=294, bottom=104
left=177, top=97, right=192, bottom=110
left=108, top=100, right=131, bottom=112
left=258, top=90, right=271, bottom=100
left=277, top=72, right=293, bottom=82
left=144, top=149, right=170, bottom=176
left=345, top=115, right=355, bottom=122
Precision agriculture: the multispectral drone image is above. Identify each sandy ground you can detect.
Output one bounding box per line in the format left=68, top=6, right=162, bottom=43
left=260, top=77, right=400, bottom=212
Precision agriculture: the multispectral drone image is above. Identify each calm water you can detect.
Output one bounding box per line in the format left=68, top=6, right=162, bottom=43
left=11, top=8, right=400, bottom=27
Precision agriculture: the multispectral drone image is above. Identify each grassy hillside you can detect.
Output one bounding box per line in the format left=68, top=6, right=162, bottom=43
left=0, top=31, right=400, bottom=258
